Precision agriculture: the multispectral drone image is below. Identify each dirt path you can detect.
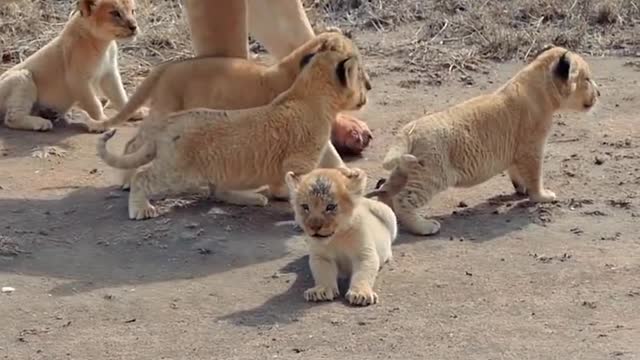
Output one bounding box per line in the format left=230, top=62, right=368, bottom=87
left=1, top=43, right=639, bottom=360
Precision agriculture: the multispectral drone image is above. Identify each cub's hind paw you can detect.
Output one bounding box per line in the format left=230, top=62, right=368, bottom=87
left=407, top=218, right=441, bottom=236
left=304, top=286, right=339, bottom=302
left=129, top=202, right=159, bottom=220
left=346, top=287, right=378, bottom=306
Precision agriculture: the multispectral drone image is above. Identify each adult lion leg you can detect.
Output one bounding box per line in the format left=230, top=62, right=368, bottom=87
left=2, top=70, right=53, bottom=131
left=247, top=0, right=315, bottom=60
left=183, top=0, right=248, bottom=58
left=514, top=151, right=556, bottom=203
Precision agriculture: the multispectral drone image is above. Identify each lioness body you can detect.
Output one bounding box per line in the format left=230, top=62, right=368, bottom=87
left=97, top=47, right=370, bottom=220
left=0, top=0, right=141, bottom=132
left=286, top=168, right=397, bottom=306
left=382, top=46, right=600, bottom=235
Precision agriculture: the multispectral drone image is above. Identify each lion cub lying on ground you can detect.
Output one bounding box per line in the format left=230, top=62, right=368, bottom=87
left=0, top=0, right=142, bottom=132
left=98, top=48, right=370, bottom=220
left=89, top=30, right=372, bottom=178
left=286, top=167, right=397, bottom=306
left=381, top=46, right=600, bottom=236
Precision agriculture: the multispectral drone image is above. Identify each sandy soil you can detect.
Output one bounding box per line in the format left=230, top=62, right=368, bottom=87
left=1, top=23, right=640, bottom=360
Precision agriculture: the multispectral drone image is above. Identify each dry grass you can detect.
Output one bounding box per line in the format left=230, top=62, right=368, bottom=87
left=306, top=0, right=640, bottom=83
left=1, top=0, right=639, bottom=86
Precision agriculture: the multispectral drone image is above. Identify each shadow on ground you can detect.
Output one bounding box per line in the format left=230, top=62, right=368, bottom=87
left=0, top=186, right=536, bottom=298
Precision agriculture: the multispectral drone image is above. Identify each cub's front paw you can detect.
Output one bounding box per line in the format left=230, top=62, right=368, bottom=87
left=304, top=286, right=339, bottom=302
left=346, top=286, right=378, bottom=306
left=530, top=189, right=556, bottom=203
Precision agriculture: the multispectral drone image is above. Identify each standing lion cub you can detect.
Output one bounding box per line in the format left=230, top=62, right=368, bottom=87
left=88, top=30, right=372, bottom=183
left=381, top=46, right=600, bottom=236
left=97, top=47, right=370, bottom=220
left=286, top=167, right=397, bottom=306
left=0, top=0, right=142, bottom=132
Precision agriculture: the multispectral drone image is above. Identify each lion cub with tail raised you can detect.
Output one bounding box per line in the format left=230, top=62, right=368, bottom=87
left=97, top=47, right=370, bottom=220
left=382, top=46, right=600, bottom=236
left=0, top=0, right=142, bottom=132
left=286, top=167, right=397, bottom=306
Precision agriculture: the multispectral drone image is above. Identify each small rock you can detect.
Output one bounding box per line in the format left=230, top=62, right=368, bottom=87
left=594, top=156, right=605, bottom=165
left=457, top=201, right=468, bottom=208
left=89, top=168, right=98, bottom=174
left=2, top=286, right=15, bottom=293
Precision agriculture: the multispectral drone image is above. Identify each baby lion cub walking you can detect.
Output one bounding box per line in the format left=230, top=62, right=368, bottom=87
left=97, top=48, right=370, bottom=220
left=381, top=46, right=600, bottom=236
left=286, top=168, right=397, bottom=306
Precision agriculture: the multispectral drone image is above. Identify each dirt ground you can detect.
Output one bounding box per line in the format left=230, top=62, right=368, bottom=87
left=2, top=3, right=640, bottom=360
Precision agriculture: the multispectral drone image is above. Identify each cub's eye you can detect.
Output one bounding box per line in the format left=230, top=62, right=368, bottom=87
left=301, top=204, right=309, bottom=212
left=110, top=10, right=122, bottom=18
left=585, top=77, right=591, bottom=82
left=131, top=9, right=136, bottom=15
left=325, top=204, right=337, bottom=212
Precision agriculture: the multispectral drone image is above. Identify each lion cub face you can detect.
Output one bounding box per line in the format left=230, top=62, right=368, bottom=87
left=299, top=36, right=372, bottom=112
left=78, top=0, right=139, bottom=40
left=285, top=168, right=367, bottom=244
left=540, top=47, right=600, bottom=112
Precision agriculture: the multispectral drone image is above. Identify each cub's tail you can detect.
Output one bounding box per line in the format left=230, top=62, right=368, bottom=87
left=381, top=124, right=413, bottom=170
left=91, top=60, right=174, bottom=130
left=97, top=129, right=156, bottom=169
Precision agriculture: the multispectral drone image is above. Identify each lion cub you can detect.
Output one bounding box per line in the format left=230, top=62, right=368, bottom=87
left=286, top=167, right=397, bottom=306
left=381, top=46, right=601, bottom=235
left=97, top=47, right=370, bottom=220
left=0, top=0, right=142, bottom=132
left=89, top=30, right=372, bottom=181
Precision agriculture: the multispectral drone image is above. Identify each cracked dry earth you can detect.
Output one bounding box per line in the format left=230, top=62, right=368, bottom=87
left=1, top=38, right=640, bottom=359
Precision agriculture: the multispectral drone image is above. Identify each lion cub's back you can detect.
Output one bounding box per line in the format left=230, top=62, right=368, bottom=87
left=164, top=58, right=277, bottom=111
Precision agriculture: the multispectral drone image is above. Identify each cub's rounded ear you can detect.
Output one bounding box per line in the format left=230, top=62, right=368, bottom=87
left=284, top=171, right=302, bottom=191
left=299, top=52, right=316, bottom=69
left=336, top=57, right=358, bottom=88
left=553, top=51, right=572, bottom=81
left=77, top=0, right=96, bottom=17
left=338, top=167, right=367, bottom=195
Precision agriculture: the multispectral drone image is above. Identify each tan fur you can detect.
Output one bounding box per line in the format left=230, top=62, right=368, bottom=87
left=97, top=49, right=370, bottom=220
left=0, top=0, right=142, bottom=132
left=285, top=167, right=397, bottom=306
left=89, top=31, right=369, bottom=188
left=381, top=46, right=600, bottom=236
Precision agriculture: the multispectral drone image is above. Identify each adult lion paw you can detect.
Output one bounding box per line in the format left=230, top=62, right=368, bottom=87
left=346, top=286, right=378, bottom=306
left=331, top=113, right=372, bottom=156
left=304, top=286, right=339, bottom=302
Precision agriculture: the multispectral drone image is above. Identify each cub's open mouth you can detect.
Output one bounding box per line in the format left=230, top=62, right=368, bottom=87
left=311, top=233, right=333, bottom=239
